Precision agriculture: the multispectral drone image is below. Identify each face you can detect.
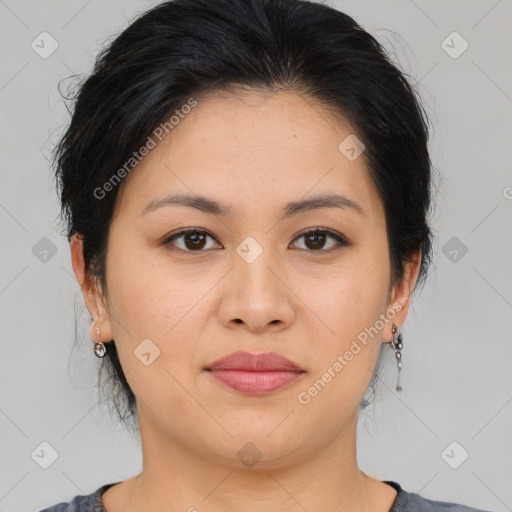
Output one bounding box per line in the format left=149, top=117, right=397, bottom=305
left=73, top=89, right=418, bottom=467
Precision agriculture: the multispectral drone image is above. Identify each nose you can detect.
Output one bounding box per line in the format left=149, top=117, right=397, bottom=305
left=216, top=246, right=296, bottom=333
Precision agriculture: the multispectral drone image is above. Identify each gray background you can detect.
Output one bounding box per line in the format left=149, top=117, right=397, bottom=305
left=0, top=0, right=511, bottom=511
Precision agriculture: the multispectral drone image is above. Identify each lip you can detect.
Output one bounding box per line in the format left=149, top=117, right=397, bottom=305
left=205, top=351, right=305, bottom=395
left=206, top=351, right=304, bottom=372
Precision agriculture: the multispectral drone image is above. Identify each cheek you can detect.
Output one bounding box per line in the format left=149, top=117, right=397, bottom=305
left=106, top=242, right=195, bottom=334
left=314, top=259, right=389, bottom=335
left=316, top=284, right=382, bottom=372
left=297, top=283, right=386, bottom=416
left=105, top=246, right=208, bottom=376
left=302, top=249, right=390, bottom=382
left=105, top=259, right=203, bottom=424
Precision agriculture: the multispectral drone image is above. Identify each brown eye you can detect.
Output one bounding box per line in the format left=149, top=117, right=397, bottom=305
left=291, top=228, right=349, bottom=252
left=164, top=229, right=220, bottom=252
left=163, top=227, right=349, bottom=254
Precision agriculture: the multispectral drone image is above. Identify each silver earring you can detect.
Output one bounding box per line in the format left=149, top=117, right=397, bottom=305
left=94, top=326, right=107, bottom=358
left=390, top=323, right=403, bottom=393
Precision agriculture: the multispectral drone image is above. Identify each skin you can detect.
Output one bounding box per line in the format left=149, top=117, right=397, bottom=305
left=71, top=88, right=421, bottom=512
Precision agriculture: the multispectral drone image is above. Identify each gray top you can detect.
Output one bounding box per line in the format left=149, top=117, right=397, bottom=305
left=39, top=480, right=494, bottom=512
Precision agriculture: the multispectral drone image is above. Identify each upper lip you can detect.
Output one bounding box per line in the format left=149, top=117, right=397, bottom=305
left=205, top=351, right=304, bottom=372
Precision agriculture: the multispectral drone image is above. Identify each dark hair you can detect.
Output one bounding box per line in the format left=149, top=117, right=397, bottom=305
left=53, top=0, right=436, bottom=429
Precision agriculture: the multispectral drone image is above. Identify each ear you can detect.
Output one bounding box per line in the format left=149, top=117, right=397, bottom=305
left=383, top=248, right=422, bottom=343
left=70, top=234, right=114, bottom=343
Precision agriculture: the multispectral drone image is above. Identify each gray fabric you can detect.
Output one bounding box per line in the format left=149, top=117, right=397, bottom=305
left=39, top=480, right=494, bottom=512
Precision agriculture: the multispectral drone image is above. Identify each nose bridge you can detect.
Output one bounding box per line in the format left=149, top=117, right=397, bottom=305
left=217, top=234, right=295, bottom=331
left=233, top=234, right=279, bottom=301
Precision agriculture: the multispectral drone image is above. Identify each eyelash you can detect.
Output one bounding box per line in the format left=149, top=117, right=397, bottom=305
left=162, top=227, right=350, bottom=254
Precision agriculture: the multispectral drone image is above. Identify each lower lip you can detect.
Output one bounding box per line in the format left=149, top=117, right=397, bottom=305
left=207, top=369, right=304, bottom=395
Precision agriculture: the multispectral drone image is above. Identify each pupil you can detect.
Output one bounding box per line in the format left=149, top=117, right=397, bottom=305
left=308, top=232, right=325, bottom=250
left=187, top=233, right=205, bottom=249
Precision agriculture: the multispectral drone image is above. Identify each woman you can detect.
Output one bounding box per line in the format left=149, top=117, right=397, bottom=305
left=40, top=0, right=492, bottom=510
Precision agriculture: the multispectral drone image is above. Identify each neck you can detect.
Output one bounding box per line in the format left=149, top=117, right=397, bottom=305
left=119, top=412, right=372, bottom=512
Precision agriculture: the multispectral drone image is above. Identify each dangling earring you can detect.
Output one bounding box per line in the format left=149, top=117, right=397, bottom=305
left=94, top=326, right=107, bottom=358
left=389, top=323, right=403, bottom=392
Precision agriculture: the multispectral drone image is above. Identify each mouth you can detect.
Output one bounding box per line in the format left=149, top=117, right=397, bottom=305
left=204, top=351, right=306, bottom=396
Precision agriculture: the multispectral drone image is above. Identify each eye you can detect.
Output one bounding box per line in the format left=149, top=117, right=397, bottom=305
left=162, top=227, right=349, bottom=253
left=290, top=228, right=349, bottom=252
left=163, top=229, right=220, bottom=252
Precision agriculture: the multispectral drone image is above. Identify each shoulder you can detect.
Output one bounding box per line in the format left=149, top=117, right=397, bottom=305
left=38, top=482, right=120, bottom=512
left=387, top=481, right=495, bottom=512
left=39, top=480, right=494, bottom=512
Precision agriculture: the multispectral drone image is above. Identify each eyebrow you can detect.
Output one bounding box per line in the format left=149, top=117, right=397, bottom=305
left=139, top=192, right=364, bottom=218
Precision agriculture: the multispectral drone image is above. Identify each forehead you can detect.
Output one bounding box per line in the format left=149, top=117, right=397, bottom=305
left=113, top=89, right=383, bottom=224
